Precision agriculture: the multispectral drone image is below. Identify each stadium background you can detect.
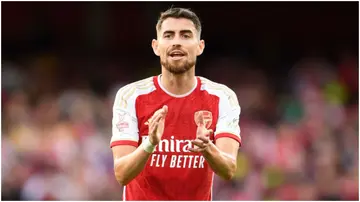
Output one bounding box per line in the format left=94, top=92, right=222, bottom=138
left=1, top=2, right=358, bottom=200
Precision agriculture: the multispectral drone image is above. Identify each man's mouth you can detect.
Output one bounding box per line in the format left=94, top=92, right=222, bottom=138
left=169, top=51, right=186, bottom=59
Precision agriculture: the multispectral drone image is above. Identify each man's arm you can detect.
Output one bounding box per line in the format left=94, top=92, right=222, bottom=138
left=200, top=137, right=239, bottom=180
left=190, top=87, right=241, bottom=180
left=191, top=126, right=240, bottom=180
left=110, top=85, right=150, bottom=186
left=112, top=145, right=153, bottom=185
left=111, top=85, right=168, bottom=186
left=112, top=105, right=168, bottom=185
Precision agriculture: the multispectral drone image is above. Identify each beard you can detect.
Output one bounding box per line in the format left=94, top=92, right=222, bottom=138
left=160, top=56, right=196, bottom=75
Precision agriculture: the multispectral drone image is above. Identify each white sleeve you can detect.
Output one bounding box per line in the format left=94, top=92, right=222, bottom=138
left=214, top=87, right=241, bottom=145
left=110, top=86, right=139, bottom=148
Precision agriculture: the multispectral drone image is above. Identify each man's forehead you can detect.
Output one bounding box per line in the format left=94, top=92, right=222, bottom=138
left=160, top=17, right=197, bottom=32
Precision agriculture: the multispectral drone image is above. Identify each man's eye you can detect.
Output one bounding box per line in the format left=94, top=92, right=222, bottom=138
left=183, top=35, right=190, bottom=38
left=164, top=35, right=171, bottom=38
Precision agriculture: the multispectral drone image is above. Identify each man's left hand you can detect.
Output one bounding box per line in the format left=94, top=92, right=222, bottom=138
left=190, top=111, right=214, bottom=153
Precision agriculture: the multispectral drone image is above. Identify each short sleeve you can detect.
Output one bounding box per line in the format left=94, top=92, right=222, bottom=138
left=110, top=86, right=139, bottom=148
left=214, top=87, right=241, bottom=146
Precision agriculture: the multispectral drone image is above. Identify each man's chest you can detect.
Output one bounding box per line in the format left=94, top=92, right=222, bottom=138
left=136, top=95, right=219, bottom=141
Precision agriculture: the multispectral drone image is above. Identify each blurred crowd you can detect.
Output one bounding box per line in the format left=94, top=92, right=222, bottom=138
left=211, top=52, right=359, bottom=200
left=2, top=49, right=358, bottom=200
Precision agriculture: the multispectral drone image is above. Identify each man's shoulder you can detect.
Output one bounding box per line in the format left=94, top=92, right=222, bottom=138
left=198, top=76, right=240, bottom=109
left=114, top=76, right=157, bottom=106
left=198, top=76, right=236, bottom=96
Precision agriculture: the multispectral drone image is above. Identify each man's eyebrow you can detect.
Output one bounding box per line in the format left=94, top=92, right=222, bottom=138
left=162, top=30, right=194, bottom=35
left=179, top=30, right=193, bottom=34
left=163, top=30, right=175, bottom=35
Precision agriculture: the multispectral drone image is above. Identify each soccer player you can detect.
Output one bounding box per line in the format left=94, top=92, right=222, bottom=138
left=110, top=7, right=241, bottom=200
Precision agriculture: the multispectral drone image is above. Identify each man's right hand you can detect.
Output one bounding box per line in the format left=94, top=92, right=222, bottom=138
left=147, top=105, right=168, bottom=145
left=112, top=105, right=168, bottom=185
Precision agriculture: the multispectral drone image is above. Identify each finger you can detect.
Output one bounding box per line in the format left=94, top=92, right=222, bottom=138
left=150, top=112, right=163, bottom=127
left=162, top=105, right=168, bottom=115
left=152, top=109, right=162, bottom=119
left=155, top=105, right=168, bottom=117
left=148, top=112, right=163, bottom=132
left=149, top=121, right=158, bottom=134
left=151, top=108, right=166, bottom=123
left=195, top=111, right=205, bottom=127
left=198, top=112, right=205, bottom=126
left=195, top=111, right=201, bottom=125
left=189, top=147, right=206, bottom=153
left=191, top=139, right=206, bottom=148
left=145, top=113, right=157, bottom=125
left=152, top=105, right=167, bottom=118
left=157, top=116, right=165, bottom=127
left=197, top=136, right=209, bottom=143
left=196, top=127, right=212, bottom=138
left=203, top=129, right=213, bottom=137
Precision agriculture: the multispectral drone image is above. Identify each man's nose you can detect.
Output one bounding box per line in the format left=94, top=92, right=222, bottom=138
left=171, top=43, right=182, bottom=48
left=171, top=36, right=182, bottom=47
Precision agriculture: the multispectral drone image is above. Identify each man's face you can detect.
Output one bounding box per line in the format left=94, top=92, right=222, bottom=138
left=152, top=17, right=205, bottom=74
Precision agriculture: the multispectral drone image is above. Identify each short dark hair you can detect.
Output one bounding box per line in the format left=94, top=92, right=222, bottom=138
left=156, top=7, right=202, bottom=37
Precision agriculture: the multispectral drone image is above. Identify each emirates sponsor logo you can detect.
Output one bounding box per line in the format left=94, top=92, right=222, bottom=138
left=141, top=136, right=193, bottom=153
left=141, top=136, right=206, bottom=169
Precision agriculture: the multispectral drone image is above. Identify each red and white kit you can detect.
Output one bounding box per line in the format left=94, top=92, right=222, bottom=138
left=110, top=75, right=241, bottom=200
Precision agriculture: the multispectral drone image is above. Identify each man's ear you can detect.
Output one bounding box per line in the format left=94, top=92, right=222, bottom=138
left=152, top=39, right=160, bottom=56
left=196, top=39, right=205, bottom=56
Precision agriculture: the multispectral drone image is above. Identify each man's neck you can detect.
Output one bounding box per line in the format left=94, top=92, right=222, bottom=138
left=160, top=67, right=196, bottom=96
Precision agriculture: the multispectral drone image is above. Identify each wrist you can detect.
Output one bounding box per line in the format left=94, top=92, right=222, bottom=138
left=148, top=137, right=159, bottom=145
left=142, top=138, right=156, bottom=153
left=201, top=141, right=216, bottom=156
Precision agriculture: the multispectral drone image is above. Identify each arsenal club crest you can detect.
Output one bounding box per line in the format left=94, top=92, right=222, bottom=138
left=194, top=110, right=213, bottom=129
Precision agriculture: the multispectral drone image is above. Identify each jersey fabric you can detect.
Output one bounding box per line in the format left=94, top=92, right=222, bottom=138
left=110, top=75, right=241, bottom=200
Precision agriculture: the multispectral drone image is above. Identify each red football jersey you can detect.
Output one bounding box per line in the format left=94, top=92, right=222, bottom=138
left=110, top=75, right=241, bottom=200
